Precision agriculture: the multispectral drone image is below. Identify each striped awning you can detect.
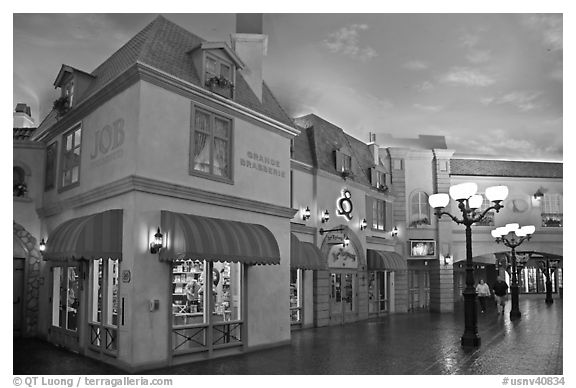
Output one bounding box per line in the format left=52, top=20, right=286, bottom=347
left=290, top=234, right=325, bottom=270
left=367, top=249, right=407, bottom=271
left=160, top=211, right=280, bottom=265
left=44, top=209, right=123, bottom=261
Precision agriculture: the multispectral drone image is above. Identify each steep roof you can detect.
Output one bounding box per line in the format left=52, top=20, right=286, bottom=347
left=451, top=159, right=563, bottom=178
left=293, top=114, right=374, bottom=186
left=41, top=15, right=294, bottom=131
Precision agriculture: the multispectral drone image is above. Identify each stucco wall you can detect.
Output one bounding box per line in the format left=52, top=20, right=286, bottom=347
left=136, top=82, right=291, bottom=208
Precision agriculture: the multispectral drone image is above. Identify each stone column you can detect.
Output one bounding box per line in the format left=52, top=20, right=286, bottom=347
left=430, top=149, right=455, bottom=312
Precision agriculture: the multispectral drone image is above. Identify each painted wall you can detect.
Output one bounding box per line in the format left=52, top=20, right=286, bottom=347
left=42, top=83, right=140, bottom=206
left=136, top=82, right=291, bottom=208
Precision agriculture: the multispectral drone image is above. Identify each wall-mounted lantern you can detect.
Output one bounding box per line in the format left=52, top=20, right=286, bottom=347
left=302, top=206, right=311, bottom=221
left=321, top=210, right=330, bottom=223
left=343, top=235, right=350, bottom=247
left=150, top=227, right=164, bottom=254
left=39, top=238, right=46, bottom=252
left=390, top=226, right=399, bottom=237
left=360, top=218, right=368, bottom=231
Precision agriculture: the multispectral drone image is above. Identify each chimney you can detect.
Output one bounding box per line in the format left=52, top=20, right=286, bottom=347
left=231, top=14, right=267, bottom=101
left=14, top=103, right=35, bottom=128
left=367, top=132, right=379, bottom=165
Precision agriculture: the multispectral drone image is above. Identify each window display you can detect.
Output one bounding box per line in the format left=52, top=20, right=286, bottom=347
left=172, top=260, right=206, bottom=326
left=290, top=269, right=302, bottom=323
left=89, top=258, right=119, bottom=352
left=51, top=266, right=79, bottom=331
left=171, top=260, right=243, bottom=353
left=172, top=260, right=241, bottom=326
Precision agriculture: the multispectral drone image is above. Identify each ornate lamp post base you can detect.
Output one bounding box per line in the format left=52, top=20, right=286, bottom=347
left=510, top=284, right=521, bottom=320
left=461, top=334, right=481, bottom=347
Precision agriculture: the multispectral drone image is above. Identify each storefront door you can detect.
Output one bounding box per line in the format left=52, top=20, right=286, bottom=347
left=49, top=265, right=81, bottom=352
left=329, top=271, right=356, bottom=324
left=13, top=258, right=25, bottom=337
left=368, top=271, right=390, bottom=314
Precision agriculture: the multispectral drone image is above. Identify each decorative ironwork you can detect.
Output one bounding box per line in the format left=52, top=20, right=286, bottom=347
left=212, top=322, right=242, bottom=346
left=173, top=327, right=206, bottom=350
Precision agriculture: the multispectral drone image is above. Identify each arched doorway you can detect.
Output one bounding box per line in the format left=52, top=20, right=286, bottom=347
left=320, top=226, right=365, bottom=325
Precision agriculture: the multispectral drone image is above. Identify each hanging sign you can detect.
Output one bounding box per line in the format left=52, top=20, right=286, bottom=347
left=328, top=244, right=358, bottom=268
left=337, top=189, right=354, bottom=220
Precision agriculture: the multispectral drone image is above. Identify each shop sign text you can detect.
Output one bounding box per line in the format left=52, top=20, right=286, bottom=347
left=90, top=118, right=125, bottom=167
left=240, top=151, right=285, bottom=178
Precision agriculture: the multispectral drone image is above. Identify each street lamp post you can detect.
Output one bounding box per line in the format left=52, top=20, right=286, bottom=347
left=538, top=258, right=560, bottom=305
left=429, top=183, right=508, bottom=347
left=491, top=224, right=535, bottom=319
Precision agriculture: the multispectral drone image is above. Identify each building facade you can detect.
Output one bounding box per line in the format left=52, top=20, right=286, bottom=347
left=13, top=14, right=563, bottom=373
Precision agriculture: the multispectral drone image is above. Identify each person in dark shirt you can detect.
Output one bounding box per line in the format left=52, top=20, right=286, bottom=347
left=493, top=276, right=509, bottom=315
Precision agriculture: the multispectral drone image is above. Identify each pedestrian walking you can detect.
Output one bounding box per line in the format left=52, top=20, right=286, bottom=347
left=493, top=276, right=509, bottom=315
left=475, top=279, right=491, bottom=313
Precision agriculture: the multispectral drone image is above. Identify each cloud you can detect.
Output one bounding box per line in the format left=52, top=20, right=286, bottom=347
left=415, top=81, right=434, bottom=92
left=403, top=60, right=429, bottom=71
left=521, top=14, right=563, bottom=51
left=413, top=104, right=443, bottom=113
left=323, top=24, right=378, bottom=62
left=459, top=33, right=480, bottom=48
left=466, top=49, right=491, bottom=64
left=481, top=91, right=543, bottom=111
left=439, top=67, right=495, bottom=87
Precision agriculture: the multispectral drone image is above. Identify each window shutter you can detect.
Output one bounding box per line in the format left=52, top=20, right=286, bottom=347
left=335, top=150, right=344, bottom=172
left=369, top=167, right=377, bottom=187
left=365, top=196, right=373, bottom=229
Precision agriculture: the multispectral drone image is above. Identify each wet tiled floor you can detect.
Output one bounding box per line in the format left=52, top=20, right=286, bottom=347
left=13, top=294, right=562, bottom=375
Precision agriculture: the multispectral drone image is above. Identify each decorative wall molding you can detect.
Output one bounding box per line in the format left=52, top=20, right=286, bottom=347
left=38, top=175, right=298, bottom=219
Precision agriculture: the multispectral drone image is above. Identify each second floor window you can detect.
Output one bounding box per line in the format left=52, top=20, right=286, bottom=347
left=541, top=193, right=563, bottom=227
left=45, top=142, right=57, bottom=191
left=190, top=107, right=232, bottom=180
left=372, top=198, right=387, bottom=231
left=61, top=124, right=82, bottom=189
left=410, top=191, right=430, bottom=227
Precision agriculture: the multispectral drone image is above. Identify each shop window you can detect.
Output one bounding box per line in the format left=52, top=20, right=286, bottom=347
left=409, top=191, right=431, bottom=227
left=541, top=193, right=562, bottom=227
left=89, top=258, right=119, bottom=353
left=60, top=124, right=82, bottom=190
left=290, top=269, right=302, bottom=324
left=51, top=266, right=79, bottom=331
left=204, top=54, right=234, bottom=98
left=190, top=107, right=232, bottom=182
left=13, top=166, right=28, bottom=197
left=372, top=198, right=387, bottom=231
left=368, top=271, right=390, bottom=313
left=171, top=260, right=243, bottom=353
left=45, top=142, right=57, bottom=191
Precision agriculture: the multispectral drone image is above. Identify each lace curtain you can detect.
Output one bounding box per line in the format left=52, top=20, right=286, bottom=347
left=193, top=111, right=230, bottom=177
left=193, top=111, right=211, bottom=173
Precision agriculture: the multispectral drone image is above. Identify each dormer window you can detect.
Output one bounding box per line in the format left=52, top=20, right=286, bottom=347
left=370, top=167, right=388, bottom=192
left=335, top=149, right=353, bottom=179
left=63, top=80, right=74, bottom=108
left=204, top=54, right=234, bottom=99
